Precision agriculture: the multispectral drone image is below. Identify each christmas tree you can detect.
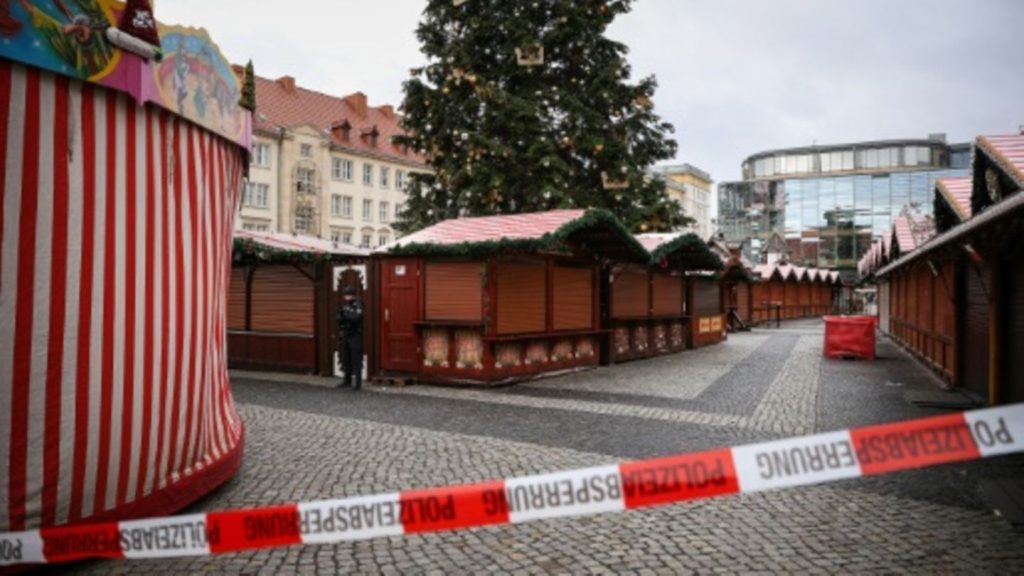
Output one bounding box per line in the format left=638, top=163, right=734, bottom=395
left=396, top=0, right=691, bottom=233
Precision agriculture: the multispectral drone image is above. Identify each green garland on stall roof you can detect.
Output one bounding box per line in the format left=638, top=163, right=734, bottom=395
left=387, top=208, right=650, bottom=262
left=232, top=237, right=337, bottom=265
left=648, top=233, right=724, bottom=272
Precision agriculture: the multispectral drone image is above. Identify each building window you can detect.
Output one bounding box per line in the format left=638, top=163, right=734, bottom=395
left=332, top=194, right=353, bottom=218
left=242, top=222, right=269, bottom=232
left=251, top=143, right=270, bottom=167
left=296, top=167, right=316, bottom=194
left=331, top=158, right=353, bottom=181
left=379, top=201, right=390, bottom=223
left=300, top=143, right=313, bottom=158
left=244, top=182, right=270, bottom=208
left=395, top=170, right=406, bottom=190
left=294, top=206, right=314, bottom=233
left=333, top=158, right=353, bottom=181
left=363, top=163, right=374, bottom=186
left=378, top=233, right=390, bottom=247
left=380, top=167, right=390, bottom=188
left=363, top=199, right=373, bottom=221
left=395, top=202, right=404, bottom=221
left=361, top=233, right=372, bottom=248
left=342, top=231, right=352, bottom=244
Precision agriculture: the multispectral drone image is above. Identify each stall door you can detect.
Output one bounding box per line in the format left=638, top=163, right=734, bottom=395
left=380, top=259, right=420, bottom=373
left=961, top=264, right=990, bottom=400
left=737, top=282, right=751, bottom=323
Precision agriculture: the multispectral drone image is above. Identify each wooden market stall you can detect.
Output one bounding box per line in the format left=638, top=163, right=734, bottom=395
left=1, top=7, right=249, bottom=535
left=751, top=264, right=840, bottom=325
left=229, top=230, right=368, bottom=375
left=875, top=133, right=1024, bottom=406
left=605, top=234, right=724, bottom=362
left=367, top=209, right=649, bottom=385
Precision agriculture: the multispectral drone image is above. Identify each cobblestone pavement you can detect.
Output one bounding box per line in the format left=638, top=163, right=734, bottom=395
left=65, top=320, right=1024, bottom=574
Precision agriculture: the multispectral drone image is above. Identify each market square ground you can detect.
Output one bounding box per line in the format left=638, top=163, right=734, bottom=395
left=65, top=320, right=1023, bottom=574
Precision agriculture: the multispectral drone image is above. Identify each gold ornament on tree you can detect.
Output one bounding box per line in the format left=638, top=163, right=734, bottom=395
left=601, top=172, right=629, bottom=190
left=515, top=45, right=545, bottom=67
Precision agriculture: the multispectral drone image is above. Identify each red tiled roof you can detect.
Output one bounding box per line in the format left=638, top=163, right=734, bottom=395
left=253, top=75, right=426, bottom=167
left=389, top=209, right=587, bottom=248
left=936, top=177, right=973, bottom=221
left=978, top=134, right=1024, bottom=185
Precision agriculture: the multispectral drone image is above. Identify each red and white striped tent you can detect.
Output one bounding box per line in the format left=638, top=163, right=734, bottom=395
left=1, top=12, right=250, bottom=533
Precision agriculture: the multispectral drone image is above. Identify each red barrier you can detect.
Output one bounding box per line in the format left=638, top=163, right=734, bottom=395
left=823, top=316, right=877, bottom=360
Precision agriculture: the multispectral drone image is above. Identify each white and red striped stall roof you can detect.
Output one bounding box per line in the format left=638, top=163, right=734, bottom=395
left=235, top=229, right=370, bottom=258
left=936, top=177, right=973, bottom=221
left=634, top=232, right=680, bottom=253
left=978, top=134, right=1024, bottom=184
left=1, top=61, right=245, bottom=532
left=386, top=209, right=586, bottom=250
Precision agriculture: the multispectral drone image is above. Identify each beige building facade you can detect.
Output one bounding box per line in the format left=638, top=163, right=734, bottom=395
left=237, top=76, right=429, bottom=248
left=651, top=164, right=714, bottom=239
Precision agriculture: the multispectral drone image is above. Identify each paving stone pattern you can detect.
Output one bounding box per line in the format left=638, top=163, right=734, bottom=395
left=63, top=320, right=1024, bottom=574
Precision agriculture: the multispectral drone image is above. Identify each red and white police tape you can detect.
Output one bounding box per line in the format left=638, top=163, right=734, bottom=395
left=2, top=403, right=1022, bottom=566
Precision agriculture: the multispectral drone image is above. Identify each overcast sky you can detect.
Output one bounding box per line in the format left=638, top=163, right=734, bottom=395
left=159, top=0, right=1024, bottom=185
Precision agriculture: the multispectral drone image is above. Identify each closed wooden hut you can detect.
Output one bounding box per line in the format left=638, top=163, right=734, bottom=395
left=229, top=230, right=369, bottom=375
left=367, top=209, right=648, bottom=385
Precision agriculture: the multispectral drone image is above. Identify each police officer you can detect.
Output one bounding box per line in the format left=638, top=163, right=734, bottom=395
left=336, top=286, right=364, bottom=390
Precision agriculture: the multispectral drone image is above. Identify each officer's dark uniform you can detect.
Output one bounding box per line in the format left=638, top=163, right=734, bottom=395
left=337, top=290, right=364, bottom=389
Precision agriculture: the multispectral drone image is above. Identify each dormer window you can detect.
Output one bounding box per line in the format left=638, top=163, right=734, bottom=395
left=361, top=126, right=380, bottom=147
left=334, top=119, right=352, bottom=141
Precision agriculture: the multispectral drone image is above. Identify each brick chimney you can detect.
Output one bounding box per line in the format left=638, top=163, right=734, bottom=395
left=277, top=75, right=296, bottom=93
left=344, top=92, right=368, bottom=117
left=230, top=63, right=244, bottom=79
left=377, top=104, right=394, bottom=117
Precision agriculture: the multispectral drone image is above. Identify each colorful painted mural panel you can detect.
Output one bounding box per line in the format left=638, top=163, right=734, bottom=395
left=525, top=341, right=548, bottom=365
left=575, top=337, right=595, bottom=358
left=495, top=343, right=522, bottom=369
left=151, top=24, right=246, bottom=144
left=423, top=329, right=449, bottom=368
left=670, top=322, right=684, bottom=348
left=455, top=330, right=484, bottom=370
left=551, top=339, right=573, bottom=362
left=0, top=0, right=121, bottom=80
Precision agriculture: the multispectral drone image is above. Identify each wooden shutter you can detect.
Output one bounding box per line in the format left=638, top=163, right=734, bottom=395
left=737, top=282, right=751, bottom=322
left=553, top=266, right=593, bottom=330
left=651, top=273, right=682, bottom=316
left=1005, top=262, right=1024, bottom=404
left=692, top=279, right=721, bottom=316
left=425, top=262, right=482, bottom=321
left=496, top=262, right=546, bottom=334
left=250, top=265, right=314, bottom=334
left=612, top=270, right=649, bottom=318
left=962, top=264, right=990, bottom=399
left=228, top=268, right=247, bottom=331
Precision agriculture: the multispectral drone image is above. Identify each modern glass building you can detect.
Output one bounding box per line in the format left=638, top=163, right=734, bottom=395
left=718, top=136, right=971, bottom=276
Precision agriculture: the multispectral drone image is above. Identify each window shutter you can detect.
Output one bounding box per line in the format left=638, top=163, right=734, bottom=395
left=651, top=273, right=683, bottom=316
left=228, top=268, right=247, bottom=330
left=250, top=265, right=314, bottom=334
left=553, top=266, right=593, bottom=330
left=496, top=262, right=546, bottom=334
left=425, top=262, right=482, bottom=321
left=612, top=270, right=649, bottom=318
left=691, top=278, right=721, bottom=316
